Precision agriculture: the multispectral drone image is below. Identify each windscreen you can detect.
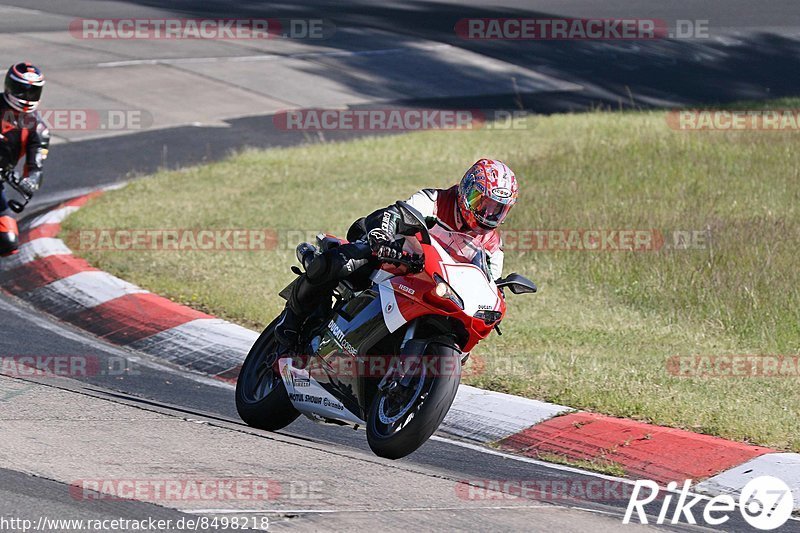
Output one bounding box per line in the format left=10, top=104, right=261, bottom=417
left=429, top=225, right=491, bottom=279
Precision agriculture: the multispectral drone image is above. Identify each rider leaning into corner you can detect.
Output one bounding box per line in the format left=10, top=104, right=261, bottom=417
left=275, top=158, right=519, bottom=347
left=0, top=62, right=50, bottom=256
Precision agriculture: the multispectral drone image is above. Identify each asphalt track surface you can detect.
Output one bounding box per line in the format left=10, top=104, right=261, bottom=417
left=1, top=0, right=800, bottom=531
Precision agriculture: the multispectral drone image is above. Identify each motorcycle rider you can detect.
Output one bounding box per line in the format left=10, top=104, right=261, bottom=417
left=275, top=158, right=519, bottom=347
left=0, top=62, right=50, bottom=256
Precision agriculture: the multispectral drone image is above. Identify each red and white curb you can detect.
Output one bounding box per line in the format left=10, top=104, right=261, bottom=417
left=2, top=193, right=798, bottom=510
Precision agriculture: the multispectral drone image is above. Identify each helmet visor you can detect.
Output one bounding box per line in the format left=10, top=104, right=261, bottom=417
left=6, top=77, right=42, bottom=103
left=464, top=187, right=513, bottom=228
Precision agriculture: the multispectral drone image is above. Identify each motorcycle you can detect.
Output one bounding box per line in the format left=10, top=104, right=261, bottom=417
left=235, top=201, right=537, bottom=459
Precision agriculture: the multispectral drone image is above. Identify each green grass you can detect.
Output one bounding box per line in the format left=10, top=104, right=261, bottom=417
left=532, top=452, right=627, bottom=478
left=62, top=107, right=800, bottom=451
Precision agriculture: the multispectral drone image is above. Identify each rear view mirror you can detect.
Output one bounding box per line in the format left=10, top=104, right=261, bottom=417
left=496, top=273, right=537, bottom=294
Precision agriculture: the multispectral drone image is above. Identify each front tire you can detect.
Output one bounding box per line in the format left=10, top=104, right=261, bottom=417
left=366, top=339, right=461, bottom=459
left=235, top=319, right=300, bottom=431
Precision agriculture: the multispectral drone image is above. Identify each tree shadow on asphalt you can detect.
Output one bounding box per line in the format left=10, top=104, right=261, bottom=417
left=118, top=0, right=800, bottom=110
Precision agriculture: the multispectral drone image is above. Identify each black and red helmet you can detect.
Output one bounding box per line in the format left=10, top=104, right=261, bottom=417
left=4, top=62, right=45, bottom=113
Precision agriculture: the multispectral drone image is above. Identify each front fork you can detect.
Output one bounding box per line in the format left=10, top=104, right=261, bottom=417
left=377, top=319, right=419, bottom=392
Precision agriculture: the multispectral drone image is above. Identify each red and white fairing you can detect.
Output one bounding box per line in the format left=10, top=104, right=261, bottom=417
left=377, top=228, right=505, bottom=352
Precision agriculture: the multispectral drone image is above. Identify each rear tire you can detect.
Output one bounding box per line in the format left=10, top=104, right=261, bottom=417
left=235, top=319, right=300, bottom=431
left=366, top=339, right=461, bottom=459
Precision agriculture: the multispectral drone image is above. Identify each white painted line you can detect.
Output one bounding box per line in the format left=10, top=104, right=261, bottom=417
left=695, top=453, right=800, bottom=510
left=102, top=182, right=129, bottom=192
left=27, top=205, right=81, bottom=228
left=0, top=5, right=44, bottom=15
left=0, top=238, right=71, bottom=269
left=440, top=384, right=571, bottom=443
left=26, top=270, right=147, bottom=312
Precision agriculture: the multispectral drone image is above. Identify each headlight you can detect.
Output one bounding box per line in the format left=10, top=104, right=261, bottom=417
left=474, top=309, right=502, bottom=325
left=433, top=274, right=464, bottom=309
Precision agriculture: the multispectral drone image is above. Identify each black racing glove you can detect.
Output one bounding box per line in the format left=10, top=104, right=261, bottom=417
left=368, top=229, right=404, bottom=262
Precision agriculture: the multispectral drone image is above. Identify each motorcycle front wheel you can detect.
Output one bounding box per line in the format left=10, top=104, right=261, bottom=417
left=235, top=318, right=300, bottom=431
left=366, top=339, right=461, bottom=459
